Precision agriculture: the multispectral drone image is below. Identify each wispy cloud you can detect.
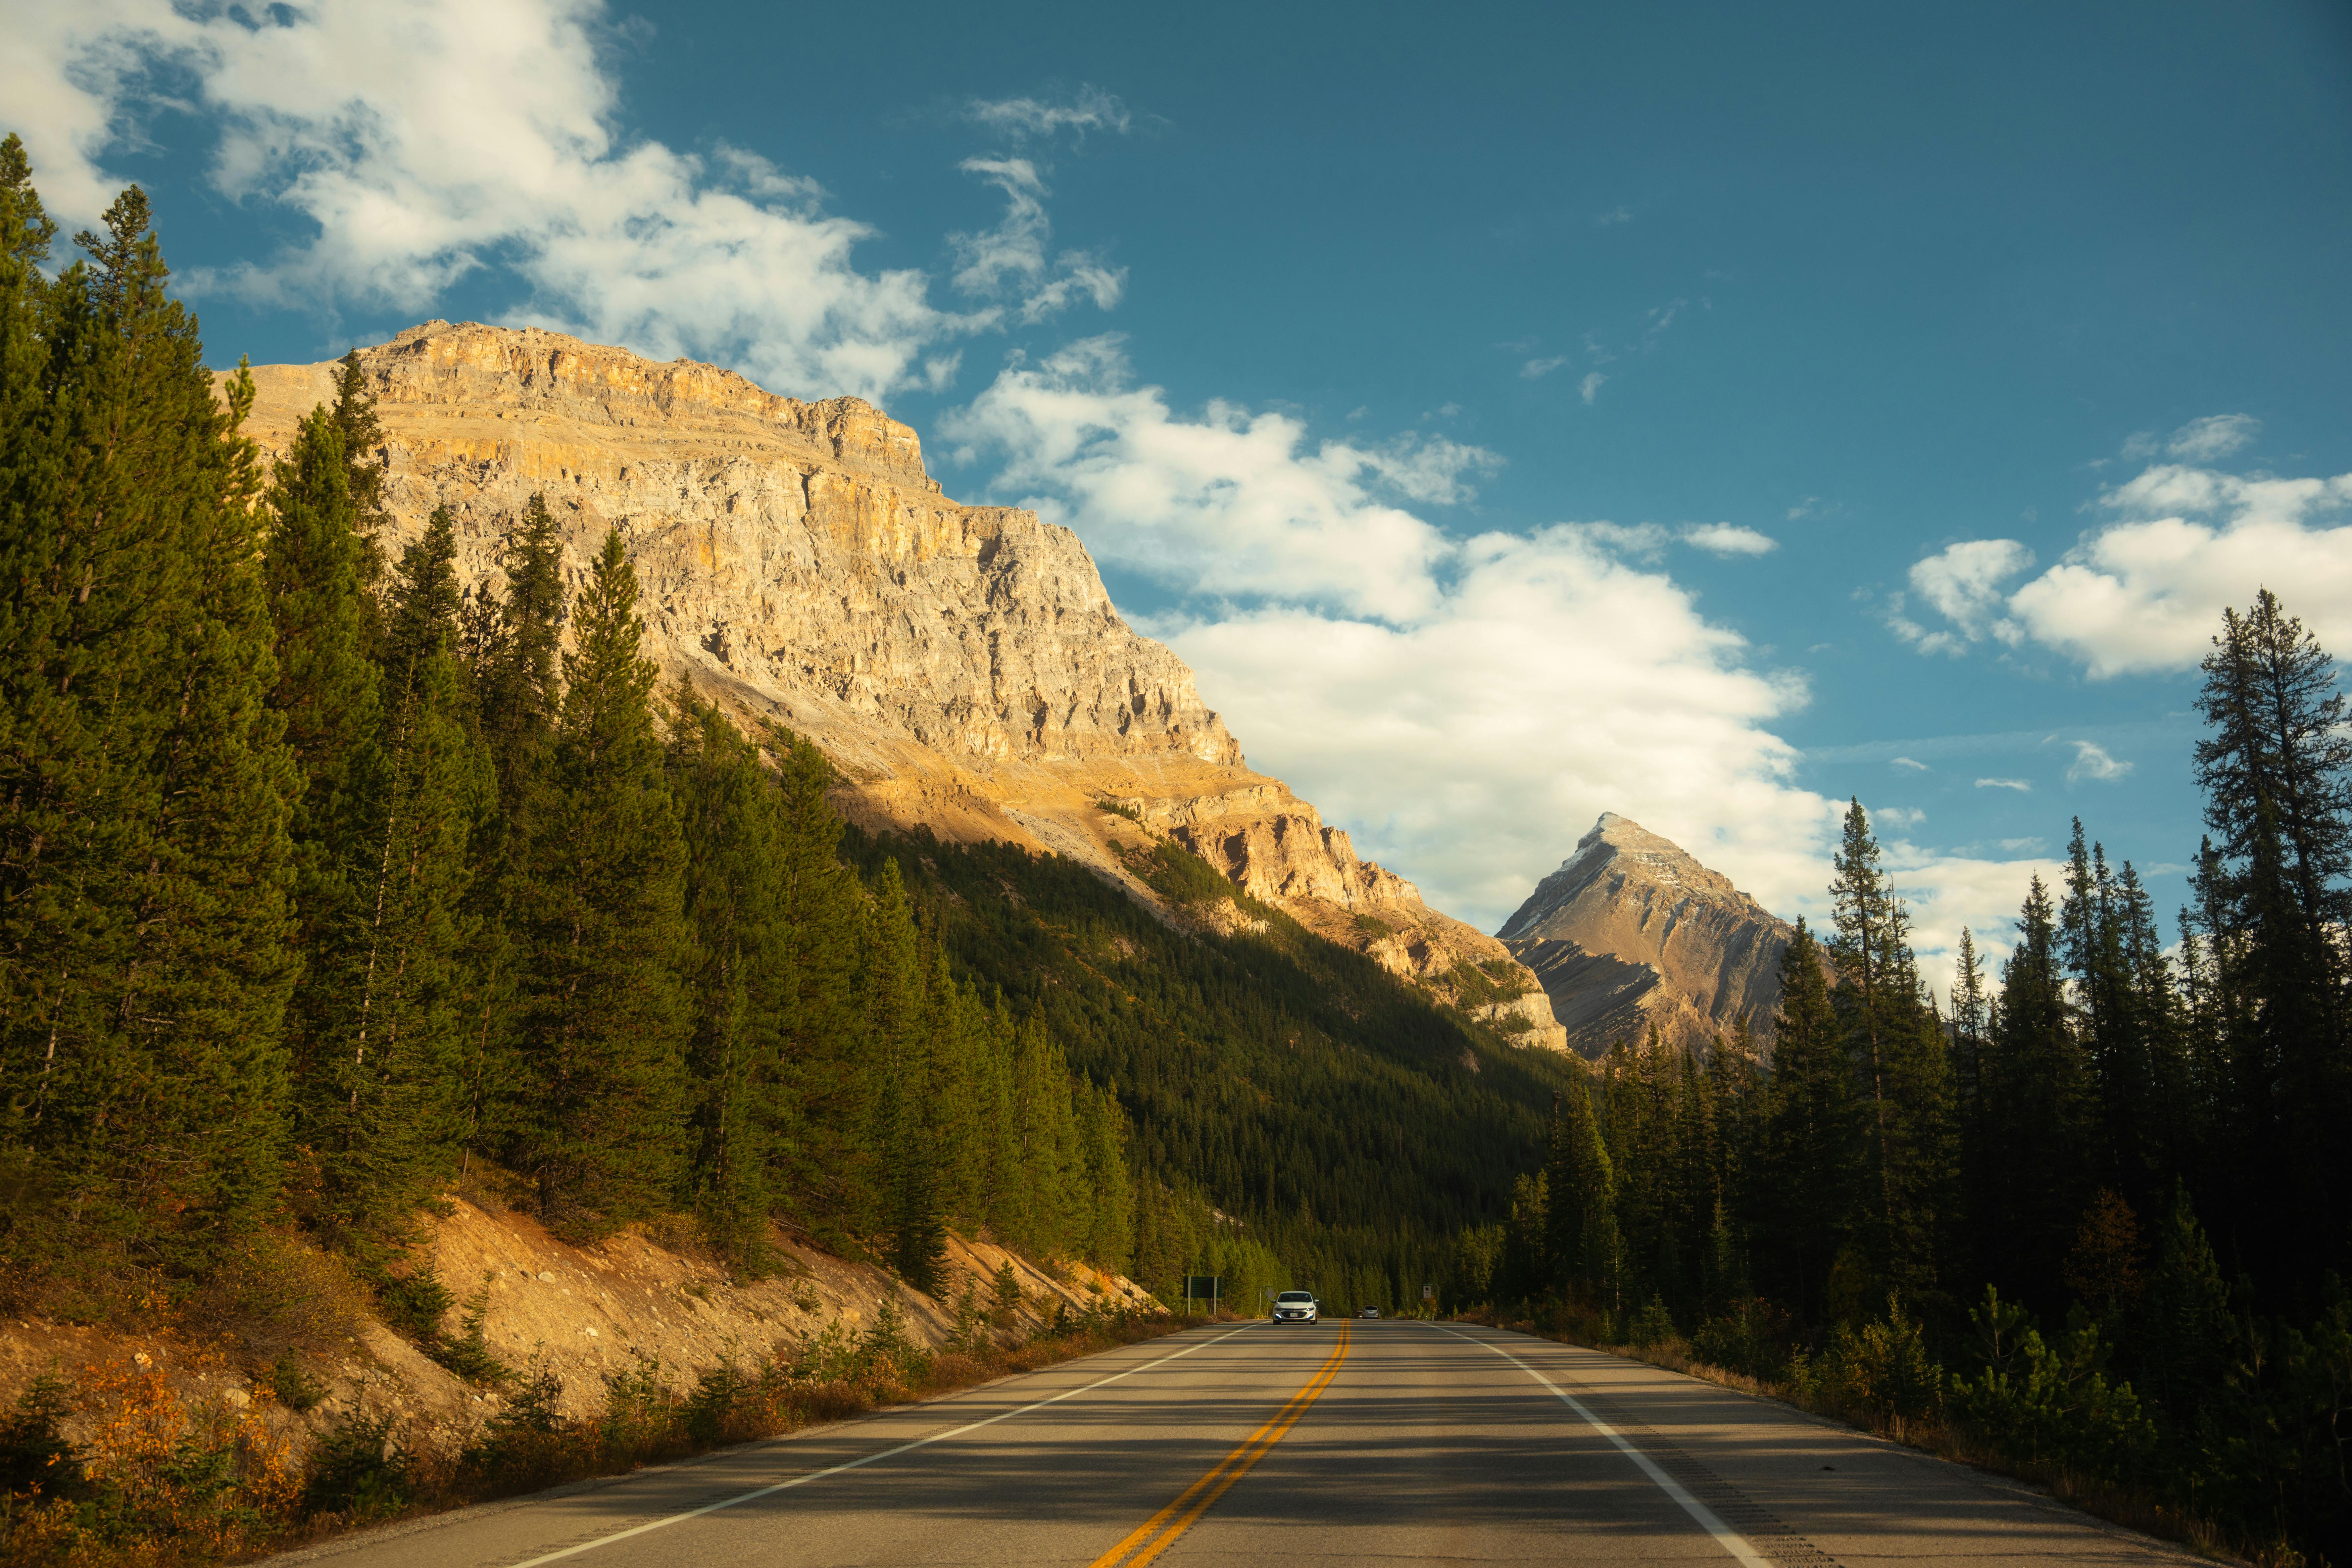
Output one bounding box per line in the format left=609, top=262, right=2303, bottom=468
left=1579, top=371, right=1607, bottom=404
left=949, top=157, right=1125, bottom=324
left=964, top=84, right=1133, bottom=143
left=1521, top=355, right=1569, bottom=380
left=1892, top=756, right=1929, bottom=772
left=1888, top=540, right=2034, bottom=656
left=1595, top=205, right=1633, bottom=227
left=2065, top=740, right=2133, bottom=782
left=1681, top=523, right=1777, bottom=557
left=1976, top=777, right=2033, bottom=792
left=2165, top=413, right=2259, bottom=462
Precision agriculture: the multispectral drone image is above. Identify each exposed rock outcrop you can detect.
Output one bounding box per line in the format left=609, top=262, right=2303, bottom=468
left=1498, top=813, right=1794, bottom=1059
left=231, top=322, right=1563, bottom=1049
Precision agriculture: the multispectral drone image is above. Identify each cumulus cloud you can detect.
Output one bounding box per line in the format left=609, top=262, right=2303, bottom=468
left=946, top=341, right=1859, bottom=925
left=2065, top=740, right=2133, bottom=782
left=2001, top=463, right=2352, bottom=676
left=1889, top=843, right=2069, bottom=999
left=943, top=337, right=1495, bottom=621
left=1892, top=539, right=2034, bottom=655
left=1579, top=371, right=1607, bottom=404
left=964, top=85, right=1132, bottom=143
left=1893, top=429, right=2351, bottom=677
left=1682, top=523, right=1777, bottom=557
left=1977, top=778, right=2032, bottom=791
left=7, top=0, right=1118, bottom=401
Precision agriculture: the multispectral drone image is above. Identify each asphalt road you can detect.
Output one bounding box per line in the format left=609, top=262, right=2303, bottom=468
left=275, top=1320, right=2201, bottom=1568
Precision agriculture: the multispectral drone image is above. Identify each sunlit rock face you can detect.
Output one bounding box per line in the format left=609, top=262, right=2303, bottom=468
left=234, top=321, right=1564, bottom=1049
left=1500, top=814, right=1796, bottom=1061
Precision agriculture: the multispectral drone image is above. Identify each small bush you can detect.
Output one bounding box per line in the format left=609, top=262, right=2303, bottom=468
left=377, top=1268, right=454, bottom=1342
left=428, top=1277, right=512, bottom=1387
left=266, top=1357, right=327, bottom=1413
left=301, top=1410, right=412, bottom=1522
left=1627, top=1294, right=1678, bottom=1349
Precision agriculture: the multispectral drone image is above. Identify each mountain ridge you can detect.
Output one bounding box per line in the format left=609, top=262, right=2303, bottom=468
left=229, top=321, right=1565, bottom=1047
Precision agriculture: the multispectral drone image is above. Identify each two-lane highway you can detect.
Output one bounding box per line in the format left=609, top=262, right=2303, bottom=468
left=273, top=1321, right=2202, bottom=1567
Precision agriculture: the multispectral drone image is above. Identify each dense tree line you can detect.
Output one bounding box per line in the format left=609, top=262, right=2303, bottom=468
left=0, top=155, right=1130, bottom=1302
left=839, top=825, right=1589, bottom=1312
left=1459, top=588, right=2352, bottom=1559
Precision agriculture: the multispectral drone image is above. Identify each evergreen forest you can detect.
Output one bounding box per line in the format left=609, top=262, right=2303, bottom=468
left=0, top=155, right=1148, bottom=1308
left=0, top=152, right=1583, bottom=1328
left=1456, top=588, right=2352, bottom=1562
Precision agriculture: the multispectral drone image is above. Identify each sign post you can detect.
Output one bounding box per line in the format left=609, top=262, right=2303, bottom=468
left=1182, top=1275, right=1221, bottom=1319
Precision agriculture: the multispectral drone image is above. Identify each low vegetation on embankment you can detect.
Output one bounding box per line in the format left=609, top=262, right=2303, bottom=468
left=0, top=1196, right=1175, bottom=1568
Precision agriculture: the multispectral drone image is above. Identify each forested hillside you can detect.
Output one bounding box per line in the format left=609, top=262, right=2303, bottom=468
left=1461, top=587, right=2352, bottom=1563
left=0, top=152, right=1583, bottom=1338
left=0, top=157, right=1142, bottom=1316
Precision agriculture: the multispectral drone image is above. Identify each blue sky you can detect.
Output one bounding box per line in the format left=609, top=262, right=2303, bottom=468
left=11, top=0, right=2351, bottom=987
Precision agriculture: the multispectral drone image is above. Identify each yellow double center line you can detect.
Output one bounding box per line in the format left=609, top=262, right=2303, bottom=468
left=1089, top=1322, right=1352, bottom=1568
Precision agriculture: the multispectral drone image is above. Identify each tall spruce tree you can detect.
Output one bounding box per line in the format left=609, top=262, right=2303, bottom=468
left=667, top=683, right=792, bottom=1269
left=505, top=530, right=690, bottom=1236
left=299, top=507, right=488, bottom=1253
left=1756, top=919, right=1849, bottom=1321
left=2191, top=590, right=2351, bottom=1288
left=0, top=186, right=301, bottom=1273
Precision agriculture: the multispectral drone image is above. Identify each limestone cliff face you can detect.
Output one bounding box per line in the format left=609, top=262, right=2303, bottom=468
left=234, top=321, right=1564, bottom=1050
left=1498, top=814, right=1793, bottom=1059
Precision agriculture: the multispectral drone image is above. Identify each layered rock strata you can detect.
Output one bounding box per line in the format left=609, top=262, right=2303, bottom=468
left=232, top=321, right=1564, bottom=1050
left=1498, top=814, right=1794, bottom=1059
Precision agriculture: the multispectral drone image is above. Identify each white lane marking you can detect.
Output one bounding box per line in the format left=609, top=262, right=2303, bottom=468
left=505, top=1325, right=1262, bottom=1568
left=1433, top=1325, right=1774, bottom=1568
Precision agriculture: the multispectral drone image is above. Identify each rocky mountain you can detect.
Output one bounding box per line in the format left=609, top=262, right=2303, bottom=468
left=233, top=321, right=1565, bottom=1049
left=1497, top=813, right=1794, bottom=1059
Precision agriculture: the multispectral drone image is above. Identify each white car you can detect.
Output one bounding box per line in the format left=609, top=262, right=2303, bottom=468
left=1360, top=1306, right=1380, bottom=1319
left=1272, top=1290, right=1318, bottom=1324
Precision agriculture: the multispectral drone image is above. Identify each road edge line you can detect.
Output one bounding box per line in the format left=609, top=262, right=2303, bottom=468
left=1434, top=1324, right=1774, bottom=1568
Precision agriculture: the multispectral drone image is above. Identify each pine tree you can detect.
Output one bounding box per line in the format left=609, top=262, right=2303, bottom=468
left=263, top=403, right=384, bottom=1085
left=1542, top=1077, right=1618, bottom=1303
left=2191, top=591, right=2352, bottom=1287
left=504, top=530, right=690, bottom=1236
left=667, top=683, right=793, bottom=1269
left=1982, top=874, right=2095, bottom=1309
left=1078, top=1082, right=1135, bottom=1273
left=326, top=350, right=387, bottom=656
left=864, top=860, right=945, bottom=1286
left=300, top=506, right=488, bottom=1252
left=0, top=187, right=301, bottom=1272
left=1756, top=919, right=1849, bottom=1322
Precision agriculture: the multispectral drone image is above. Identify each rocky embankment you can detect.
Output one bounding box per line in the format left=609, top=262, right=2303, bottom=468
left=233, top=322, right=1563, bottom=1048
left=1499, top=814, right=1794, bottom=1059
left=0, top=1196, right=1146, bottom=1465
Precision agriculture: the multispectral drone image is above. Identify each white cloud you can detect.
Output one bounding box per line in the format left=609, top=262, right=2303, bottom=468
left=1595, top=205, right=1633, bottom=227
left=2166, top=413, right=2259, bottom=462
left=1579, top=371, right=1607, bottom=404
left=943, top=337, right=1495, bottom=621
left=2000, top=462, right=2352, bottom=676
left=6, top=0, right=1118, bottom=402
left=964, top=85, right=1133, bottom=143
left=1888, top=843, right=2069, bottom=1000
left=1976, top=778, right=2033, bottom=791
left=949, top=157, right=1125, bottom=325
left=2065, top=740, right=2133, bottom=782
left=1682, top=523, right=1777, bottom=557
left=1896, top=539, right=2034, bottom=655
left=946, top=342, right=1855, bottom=927
left=1891, top=756, right=1929, bottom=771
left=1521, top=355, right=1569, bottom=379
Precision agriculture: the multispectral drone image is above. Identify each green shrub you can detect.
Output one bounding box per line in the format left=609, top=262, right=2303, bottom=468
left=1812, top=1293, right=1942, bottom=1423
left=1627, top=1293, right=1678, bottom=1349
left=1947, top=1287, right=2154, bottom=1482
left=300, top=1411, right=412, bottom=1521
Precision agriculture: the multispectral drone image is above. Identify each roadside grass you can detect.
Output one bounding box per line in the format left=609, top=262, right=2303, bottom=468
left=0, top=1301, right=1181, bottom=1568
left=1469, top=1306, right=2258, bottom=1568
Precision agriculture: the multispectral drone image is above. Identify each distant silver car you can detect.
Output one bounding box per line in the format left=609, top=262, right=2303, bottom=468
left=1272, top=1290, right=1318, bottom=1324
left=1360, top=1306, right=1380, bottom=1319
